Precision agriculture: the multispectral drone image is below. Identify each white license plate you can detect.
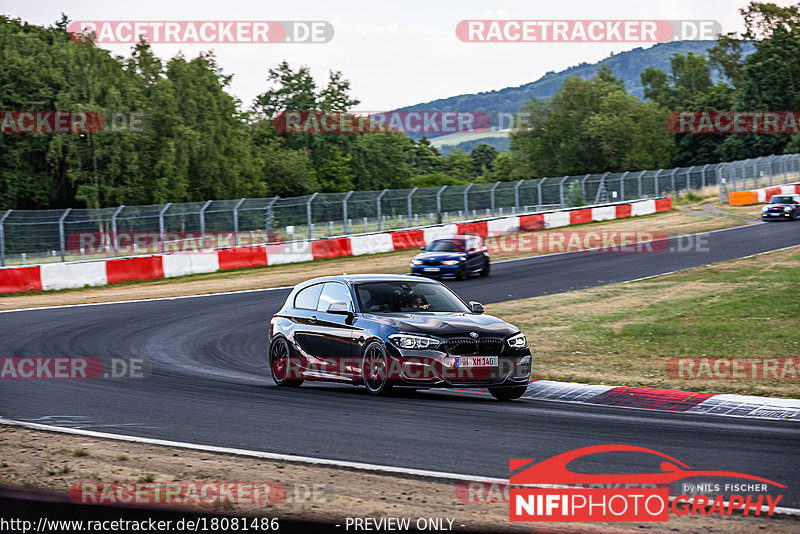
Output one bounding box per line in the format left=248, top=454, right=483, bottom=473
left=423, top=267, right=440, bottom=272
left=456, top=356, right=498, bottom=367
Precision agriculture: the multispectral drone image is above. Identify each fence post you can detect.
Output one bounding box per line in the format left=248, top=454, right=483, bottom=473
left=537, top=178, right=547, bottom=211
left=463, top=183, right=473, bottom=215
left=594, top=172, right=610, bottom=204
left=514, top=179, right=524, bottom=213
left=559, top=176, right=570, bottom=207
left=637, top=171, right=644, bottom=198
left=58, top=208, right=72, bottom=262
left=199, top=200, right=212, bottom=249
left=619, top=171, right=628, bottom=200
left=342, top=191, right=354, bottom=234
left=0, top=210, right=10, bottom=267
left=306, top=193, right=318, bottom=240
left=232, top=198, right=245, bottom=247
left=265, top=196, right=279, bottom=240
left=580, top=174, right=591, bottom=204
left=436, top=185, right=448, bottom=223
left=700, top=164, right=710, bottom=189
left=407, top=187, right=417, bottom=224
left=717, top=163, right=726, bottom=204
left=111, top=206, right=124, bottom=257
left=490, top=182, right=500, bottom=216
left=376, top=189, right=388, bottom=231
left=784, top=155, right=789, bottom=182
left=653, top=169, right=663, bottom=197
left=158, top=203, right=171, bottom=254
left=686, top=166, right=694, bottom=190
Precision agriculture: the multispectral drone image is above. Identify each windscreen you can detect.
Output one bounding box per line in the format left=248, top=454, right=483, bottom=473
left=426, top=239, right=465, bottom=252
left=768, top=196, right=795, bottom=204
left=355, top=281, right=470, bottom=313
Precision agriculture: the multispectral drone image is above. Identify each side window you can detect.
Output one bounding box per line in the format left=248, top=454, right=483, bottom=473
left=317, top=282, right=353, bottom=312
left=294, top=284, right=323, bottom=310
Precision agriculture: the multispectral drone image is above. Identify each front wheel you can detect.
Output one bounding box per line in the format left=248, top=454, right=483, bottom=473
left=480, top=259, right=490, bottom=277
left=488, top=385, right=528, bottom=401
left=270, top=337, right=303, bottom=387
left=455, top=263, right=467, bottom=281
left=362, top=342, right=394, bottom=396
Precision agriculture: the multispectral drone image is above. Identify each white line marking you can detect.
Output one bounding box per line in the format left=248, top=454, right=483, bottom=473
left=0, top=417, right=504, bottom=483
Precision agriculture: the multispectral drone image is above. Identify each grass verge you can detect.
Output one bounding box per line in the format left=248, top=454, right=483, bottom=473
left=487, top=246, right=800, bottom=398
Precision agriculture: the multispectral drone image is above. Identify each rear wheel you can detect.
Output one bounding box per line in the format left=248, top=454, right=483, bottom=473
left=270, top=337, right=303, bottom=387
left=480, top=259, right=490, bottom=277
left=488, top=385, right=528, bottom=401
left=362, top=342, right=394, bottom=396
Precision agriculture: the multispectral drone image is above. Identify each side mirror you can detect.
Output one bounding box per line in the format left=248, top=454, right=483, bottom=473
left=420, top=246, right=426, bottom=251
left=469, top=301, right=484, bottom=314
left=327, top=301, right=353, bottom=316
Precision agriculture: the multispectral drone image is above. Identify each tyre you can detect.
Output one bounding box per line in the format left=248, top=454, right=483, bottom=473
left=362, top=341, right=394, bottom=396
left=479, top=259, right=490, bottom=277
left=270, top=337, right=303, bottom=387
left=455, top=263, right=467, bottom=281
left=488, top=385, right=528, bottom=401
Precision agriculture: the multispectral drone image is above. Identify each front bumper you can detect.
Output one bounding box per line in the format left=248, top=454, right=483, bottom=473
left=762, top=212, right=793, bottom=220
left=385, top=344, right=532, bottom=388
left=410, top=264, right=460, bottom=278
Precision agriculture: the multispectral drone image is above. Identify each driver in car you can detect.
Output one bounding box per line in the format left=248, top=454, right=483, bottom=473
left=407, top=295, right=430, bottom=310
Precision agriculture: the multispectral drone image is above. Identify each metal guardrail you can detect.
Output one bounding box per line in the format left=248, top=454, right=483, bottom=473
left=1, top=153, right=798, bottom=267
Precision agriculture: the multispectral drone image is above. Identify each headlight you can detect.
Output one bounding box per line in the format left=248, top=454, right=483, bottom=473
left=389, top=334, right=439, bottom=349
left=442, top=260, right=460, bottom=266
left=507, top=332, right=527, bottom=349
left=761, top=206, right=769, bottom=213
left=411, top=259, right=423, bottom=265
left=784, top=207, right=792, bottom=212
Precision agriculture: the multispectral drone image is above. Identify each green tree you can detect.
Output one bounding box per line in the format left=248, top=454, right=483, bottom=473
left=511, top=66, right=673, bottom=178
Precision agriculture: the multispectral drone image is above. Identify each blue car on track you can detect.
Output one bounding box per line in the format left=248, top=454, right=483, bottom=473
left=410, top=234, right=490, bottom=280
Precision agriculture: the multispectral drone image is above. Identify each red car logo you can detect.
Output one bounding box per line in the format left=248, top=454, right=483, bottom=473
left=510, top=444, right=785, bottom=487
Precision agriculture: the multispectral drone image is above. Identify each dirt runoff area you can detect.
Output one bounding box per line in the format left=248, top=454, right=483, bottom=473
left=0, top=206, right=758, bottom=312
left=0, top=425, right=797, bottom=533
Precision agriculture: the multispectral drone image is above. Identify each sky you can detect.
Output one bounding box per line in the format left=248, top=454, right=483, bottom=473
left=5, top=1, right=798, bottom=110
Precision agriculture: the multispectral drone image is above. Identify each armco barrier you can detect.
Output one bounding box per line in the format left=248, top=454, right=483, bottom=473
left=0, top=198, right=672, bottom=294
left=728, top=182, right=800, bottom=205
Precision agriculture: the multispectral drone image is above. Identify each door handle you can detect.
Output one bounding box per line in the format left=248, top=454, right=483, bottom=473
left=308, top=315, right=317, bottom=324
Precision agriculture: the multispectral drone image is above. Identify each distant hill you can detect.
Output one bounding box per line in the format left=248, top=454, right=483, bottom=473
left=399, top=40, right=755, bottom=146
left=439, top=135, right=510, bottom=156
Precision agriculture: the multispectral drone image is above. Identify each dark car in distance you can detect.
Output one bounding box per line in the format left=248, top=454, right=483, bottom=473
left=762, top=194, right=800, bottom=221
left=269, top=274, right=532, bottom=400
left=410, top=234, right=490, bottom=280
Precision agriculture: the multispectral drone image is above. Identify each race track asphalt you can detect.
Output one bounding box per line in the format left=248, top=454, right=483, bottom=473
left=1, top=221, right=799, bottom=506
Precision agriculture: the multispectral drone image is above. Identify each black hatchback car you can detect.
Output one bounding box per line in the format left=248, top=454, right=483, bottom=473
left=268, top=274, right=532, bottom=400
left=762, top=194, right=800, bottom=221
